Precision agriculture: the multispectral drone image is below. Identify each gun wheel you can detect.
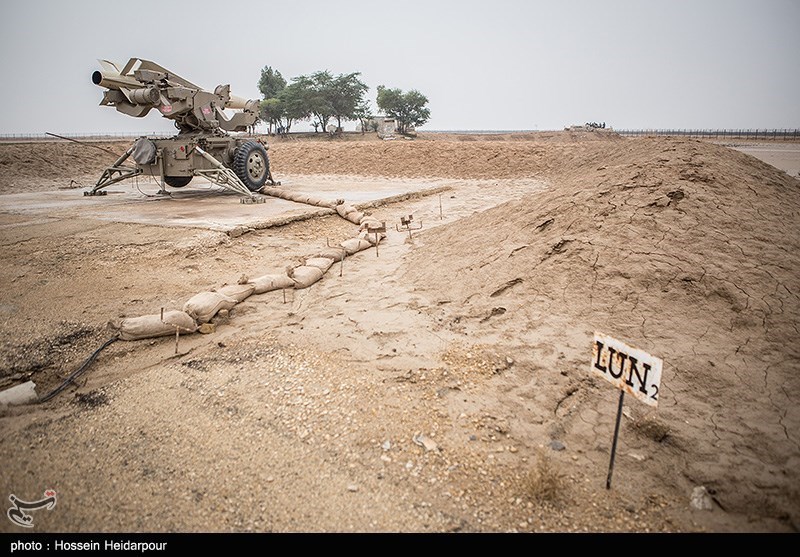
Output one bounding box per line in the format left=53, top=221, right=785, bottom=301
left=233, top=141, right=269, bottom=192
left=164, top=175, right=192, bottom=188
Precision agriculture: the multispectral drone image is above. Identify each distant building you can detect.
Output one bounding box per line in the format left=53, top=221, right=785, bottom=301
left=360, top=116, right=413, bottom=138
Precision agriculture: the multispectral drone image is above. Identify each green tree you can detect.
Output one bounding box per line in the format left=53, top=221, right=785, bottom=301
left=376, top=86, right=431, bottom=134
left=292, top=71, right=335, bottom=132
left=291, top=71, right=369, bottom=133
left=354, top=99, right=373, bottom=134
left=257, top=66, right=288, bottom=134
left=258, top=66, right=287, bottom=99
left=331, top=73, right=369, bottom=130
left=278, top=82, right=309, bottom=132
left=259, top=98, right=283, bottom=134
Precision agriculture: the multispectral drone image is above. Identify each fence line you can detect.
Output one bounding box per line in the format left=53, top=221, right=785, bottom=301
left=2, top=129, right=799, bottom=141
left=615, top=129, right=800, bottom=140
left=0, top=132, right=165, bottom=141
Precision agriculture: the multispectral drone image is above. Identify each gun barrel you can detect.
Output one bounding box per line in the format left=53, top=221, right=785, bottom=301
left=91, top=70, right=140, bottom=91
left=226, top=94, right=249, bottom=110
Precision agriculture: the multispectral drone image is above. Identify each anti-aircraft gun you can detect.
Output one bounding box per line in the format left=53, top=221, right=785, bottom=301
left=88, top=58, right=275, bottom=201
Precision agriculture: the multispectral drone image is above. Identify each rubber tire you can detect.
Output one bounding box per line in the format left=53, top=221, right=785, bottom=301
left=164, top=175, right=192, bottom=188
left=233, top=141, right=270, bottom=192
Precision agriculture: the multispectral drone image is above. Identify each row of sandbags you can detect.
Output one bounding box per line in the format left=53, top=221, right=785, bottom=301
left=261, top=187, right=338, bottom=209
left=112, top=191, right=389, bottom=342
left=337, top=202, right=387, bottom=231
left=261, top=187, right=383, bottom=229
left=111, top=230, right=383, bottom=341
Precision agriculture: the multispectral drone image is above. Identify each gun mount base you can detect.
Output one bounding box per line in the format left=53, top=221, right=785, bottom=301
left=87, top=144, right=143, bottom=195
left=87, top=135, right=275, bottom=202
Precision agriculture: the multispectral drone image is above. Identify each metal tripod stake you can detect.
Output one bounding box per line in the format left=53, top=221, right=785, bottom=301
left=396, top=215, right=423, bottom=239
left=366, top=222, right=387, bottom=257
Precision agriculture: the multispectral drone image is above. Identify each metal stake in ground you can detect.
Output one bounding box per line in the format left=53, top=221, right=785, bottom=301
left=606, top=389, right=625, bottom=489
left=366, top=221, right=387, bottom=258
left=160, top=307, right=189, bottom=355
left=325, top=238, right=346, bottom=276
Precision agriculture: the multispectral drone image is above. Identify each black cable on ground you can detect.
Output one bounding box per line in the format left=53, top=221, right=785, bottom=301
left=39, top=336, right=119, bottom=403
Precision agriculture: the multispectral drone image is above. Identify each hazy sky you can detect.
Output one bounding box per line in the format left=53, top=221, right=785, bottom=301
left=1, top=0, right=797, bottom=133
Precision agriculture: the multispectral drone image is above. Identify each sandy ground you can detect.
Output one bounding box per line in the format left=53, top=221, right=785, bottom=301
left=0, top=133, right=798, bottom=533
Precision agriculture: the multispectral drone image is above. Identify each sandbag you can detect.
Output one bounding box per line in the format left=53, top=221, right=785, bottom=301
left=264, top=189, right=334, bottom=209
left=335, top=203, right=354, bottom=218
left=347, top=211, right=366, bottom=224
left=316, top=247, right=347, bottom=261
left=249, top=273, right=296, bottom=294
left=0, top=381, right=38, bottom=407
left=340, top=238, right=373, bottom=255
left=360, top=230, right=385, bottom=246
left=290, top=265, right=324, bottom=288
left=305, top=257, right=334, bottom=273
left=183, top=292, right=238, bottom=324
left=115, top=310, right=197, bottom=341
left=217, top=283, right=255, bottom=303
left=285, top=191, right=307, bottom=203
left=359, top=217, right=384, bottom=231
left=304, top=196, right=331, bottom=208
left=268, top=189, right=302, bottom=203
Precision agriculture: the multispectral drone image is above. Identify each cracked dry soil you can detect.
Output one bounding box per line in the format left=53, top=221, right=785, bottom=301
left=0, top=133, right=798, bottom=532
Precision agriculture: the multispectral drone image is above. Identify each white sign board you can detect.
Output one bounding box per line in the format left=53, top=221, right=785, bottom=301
left=591, top=332, right=663, bottom=407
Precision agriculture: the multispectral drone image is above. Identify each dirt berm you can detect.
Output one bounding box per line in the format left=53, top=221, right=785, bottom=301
left=400, top=137, right=800, bottom=524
